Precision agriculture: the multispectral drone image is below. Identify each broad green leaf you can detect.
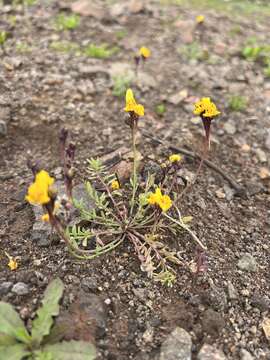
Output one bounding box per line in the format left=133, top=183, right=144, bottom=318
left=31, top=278, right=64, bottom=346
left=42, top=340, right=96, bottom=360
left=0, top=343, right=30, bottom=360
left=34, top=350, right=54, bottom=360
left=0, top=302, right=30, bottom=343
left=0, top=332, right=17, bottom=346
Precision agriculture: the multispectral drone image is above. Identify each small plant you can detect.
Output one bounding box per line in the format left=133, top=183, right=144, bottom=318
left=228, top=95, right=247, bottom=112
left=55, top=13, right=80, bottom=31
left=115, top=28, right=128, bottom=40
left=16, top=42, right=32, bottom=53
left=112, top=75, right=132, bottom=97
left=83, top=44, right=119, bottom=59
left=24, top=89, right=219, bottom=286
left=0, top=31, right=8, bottom=50
left=179, top=41, right=206, bottom=61
left=134, top=46, right=151, bottom=74
left=155, top=103, right=166, bottom=116
left=0, top=278, right=96, bottom=359
left=50, top=41, right=80, bottom=54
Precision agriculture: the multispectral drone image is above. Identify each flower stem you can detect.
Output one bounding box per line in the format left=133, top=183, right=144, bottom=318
left=163, top=212, right=207, bottom=251
left=130, top=122, right=138, bottom=215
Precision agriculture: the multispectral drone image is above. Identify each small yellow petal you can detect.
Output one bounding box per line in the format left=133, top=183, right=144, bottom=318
left=8, top=258, right=18, bottom=271
left=169, top=154, right=182, bottom=163
left=139, top=46, right=151, bottom=58
left=196, top=15, right=205, bottom=24
left=134, top=104, right=144, bottom=116
left=111, top=180, right=120, bottom=191
left=41, top=213, right=50, bottom=222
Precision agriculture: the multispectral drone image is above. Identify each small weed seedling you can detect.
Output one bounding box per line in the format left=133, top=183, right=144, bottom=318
left=179, top=42, right=206, bottom=62
left=155, top=103, right=166, bottom=116
left=25, top=91, right=221, bottom=286
left=84, top=44, right=119, bottom=59
left=0, top=278, right=96, bottom=359
left=55, top=13, right=80, bottom=31
left=112, top=75, right=132, bottom=97
left=228, top=95, right=247, bottom=112
left=0, top=31, right=8, bottom=52
left=50, top=41, right=80, bottom=55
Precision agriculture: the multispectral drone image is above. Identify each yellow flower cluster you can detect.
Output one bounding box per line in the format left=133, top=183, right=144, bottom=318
left=148, top=188, right=172, bottom=212
left=139, top=46, right=151, bottom=59
left=25, top=170, right=54, bottom=205
left=196, top=15, right=205, bottom=24
left=169, top=154, right=182, bottom=163
left=111, top=180, right=120, bottom=190
left=193, top=97, right=220, bottom=119
left=124, top=89, right=144, bottom=117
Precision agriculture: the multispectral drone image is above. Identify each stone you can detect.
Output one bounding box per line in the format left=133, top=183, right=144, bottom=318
left=255, top=149, right=267, bottom=163
left=251, top=293, right=270, bottom=312
left=159, top=327, right=192, bottom=360
left=71, top=0, right=108, bottom=20
left=0, top=281, right=13, bottom=296
left=81, top=277, right=98, bottom=292
left=197, top=344, right=227, bottom=360
left=31, top=206, right=54, bottom=247
left=265, top=130, right=270, bottom=150
left=168, top=89, right=188, bottom=105
left=240, top=349, right=254, bottom=360
left=262, top=318, right=270, bottom=341
left=223, top=121, right=236, bottom=135
left=227, top=281, right=238, bottom=301
left=0, top=120, right=7, bottom=136
left=142, top=161, right=164, bottom=184
left=237, top=253, right=257, bottom=272
left=12, top=282, right=29, bottom=296
left=202, top=309, right=225, bottom=336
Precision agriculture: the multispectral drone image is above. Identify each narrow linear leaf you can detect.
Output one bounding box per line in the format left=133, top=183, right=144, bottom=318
left=0, top=302, right=30, bottom=344
left=31, top=278, right=64, bottom=346
left=42, top=340, right=96, bottom=360
left=0, top=343, right=30, bottom=360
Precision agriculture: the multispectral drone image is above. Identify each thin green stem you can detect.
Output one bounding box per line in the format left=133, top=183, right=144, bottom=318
left=163, top=212, right=207, bottom=251
left=130, top=123, right=138, bottom=216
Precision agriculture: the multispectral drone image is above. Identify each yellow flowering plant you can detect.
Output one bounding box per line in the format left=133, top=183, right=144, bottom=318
left=26, top=90, right=210, bottom=287
left=134, top=46, right=151, bottom=75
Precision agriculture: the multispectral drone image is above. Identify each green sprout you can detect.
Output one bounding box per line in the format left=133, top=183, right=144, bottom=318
left=179, top=41, right=206, bottom=61
left=155, top=104, right=166, bottom=116
left=0, top=31, right=7, bottom=47
left=50, top=41, right=80, bottom=54
left=115, top=28, right=128, bottom=40
left=228, top=95, right=247, bottom=112
left=0, top=278, right=96, bottom=359
left=55, top=13, right=80, bottom=31
left=83, top=44, right=119, bottom=59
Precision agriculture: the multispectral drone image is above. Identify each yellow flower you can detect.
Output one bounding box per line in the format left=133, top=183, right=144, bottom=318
left=193, top=97, right=220, bottom=119
left=169, top=154, right=182, bottom=163
left=8, top=258, right=18, bottom=271
left=147, top=188, right=172, bottom=212
left=124, top=88, right=145, bottom=117
left=196, top=15, right=205, bottom=24
left=41, top=213, right=50, bottom=222
left=139, top=46, right=151, bottom=59
left=5, top=252, right=18, bottom=271
left=111, top=180, right=120, bottom=190
left=158, top=194, right=172, bottom=212
left=25, top=170, right=54, bottom=205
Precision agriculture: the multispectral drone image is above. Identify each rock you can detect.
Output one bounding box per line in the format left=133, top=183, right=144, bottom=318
left=0, top=120, right=7, bottom=136
left=142, top=161, right=164, bottom=184
left=12, top=282, right=29, bottom=296
left=237, top=253, right=257, bottom=272
left=246, top=181, right=264, bottom=196
left=137, top=72, right=157, bottom=90
left=202, top=309, right=225, bottom=336
left=129, top=0, right=144, bottom=13
left=81, top=277, right=98, bottom=292
left=197, top=344, right=227, bottom=360
left=265, top=130, right=270, bottom=150
left=109, top=62, right=135, bottom=79
left=240, top=349, right=254, bottom=360
left=168, top=89, right=188, bottom=105
left=0, top=281, right=13, bottom=296
left=251, top=293, right=270, bottom=312
left=223, top=121, right=236, bottom=135
left=71, top=0, right=108, bottom=20
left=159, top=327, right=192, bottom=360
left=227, top=281, right=238, bottom=301
left=31, top=206, right=54, bottom=247
left=255, top=149, right=267, bottom=163
left=259, top=167, right=270, bottom=179
left=262, top=318, right=270, bottom=341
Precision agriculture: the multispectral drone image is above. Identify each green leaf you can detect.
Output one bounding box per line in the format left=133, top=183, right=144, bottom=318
left=31, top=278, right=64, bottom=346
left=0, top=302, right=30, bottom=344
left=42, top=340, right=96, bottom=360
left=0, top=333, right=17, bottom=346
left=0, top=343, right=30, bottom=360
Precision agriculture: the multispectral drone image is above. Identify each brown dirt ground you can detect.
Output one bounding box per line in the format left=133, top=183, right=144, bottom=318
left=0, top=1, right=270, bottom=359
